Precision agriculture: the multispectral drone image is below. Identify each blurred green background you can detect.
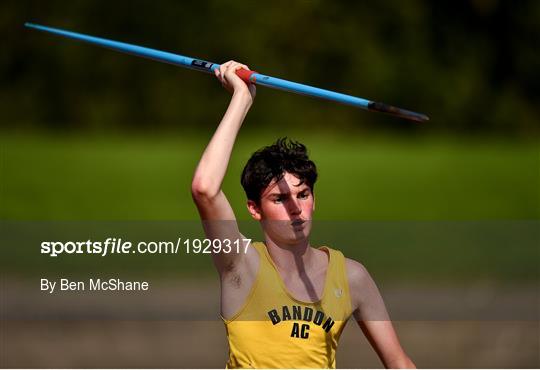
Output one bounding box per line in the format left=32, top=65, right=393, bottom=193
left=1, top=1, right=539, bottom=278
left=3, top=0, right=539, bottom=135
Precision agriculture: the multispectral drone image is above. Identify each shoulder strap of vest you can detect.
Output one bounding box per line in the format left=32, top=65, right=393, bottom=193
left=324, top=247, right=353, bottom=317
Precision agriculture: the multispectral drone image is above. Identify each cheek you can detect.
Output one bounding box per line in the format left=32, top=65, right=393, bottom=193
left=260, top=202, right=284, bottom=219
left=303, top=200, right=315, bottom=214
left=268, top=204, right=290, bottom=218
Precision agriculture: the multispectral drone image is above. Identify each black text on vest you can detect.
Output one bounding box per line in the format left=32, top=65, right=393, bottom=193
left=267, top=305, right=335, bottom=337
left=290, top=323, right=310, bottom=338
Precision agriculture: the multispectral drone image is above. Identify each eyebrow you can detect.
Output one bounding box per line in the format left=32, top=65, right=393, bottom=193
left=267, top=188, right=310, bottom=198
left=267, top=192, right=288, bottom=198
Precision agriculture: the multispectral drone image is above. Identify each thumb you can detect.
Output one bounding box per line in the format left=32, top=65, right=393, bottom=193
left=248, top=83, right=257, bottom=96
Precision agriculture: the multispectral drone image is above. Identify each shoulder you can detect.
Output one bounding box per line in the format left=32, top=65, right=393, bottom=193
left=344, top=257, right=371, bottom=290
left=344, top=257, right=381, bottom=311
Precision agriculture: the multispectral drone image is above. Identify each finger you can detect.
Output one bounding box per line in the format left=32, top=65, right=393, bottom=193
left=223, top=65, right=240, bottom=83
left=216, top=70, right=224, bottom=84
left=231, top=64, right=253, bottom=85
left=225, top=63, right=244, bottom=77
left=220, top=64, right=228, bottom=82
left=230, top=62, right=248, bottom=71
left=223, top=61, right=249, bottom=71
left=221, top=61, right=235, bottom=73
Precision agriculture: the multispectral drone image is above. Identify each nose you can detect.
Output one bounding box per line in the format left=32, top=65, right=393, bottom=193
left=288, top=199, right=302, bottom=216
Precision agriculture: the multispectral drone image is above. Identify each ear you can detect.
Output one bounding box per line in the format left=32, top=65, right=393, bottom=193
left=247, top=200, right=262, bottom=221
left=312, top=194, right=316, bottom=212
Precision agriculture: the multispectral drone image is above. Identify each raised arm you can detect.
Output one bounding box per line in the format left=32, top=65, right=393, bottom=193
left=346, top=259, right=416, bottom=369
left=191, top=60, right=256, bottom=274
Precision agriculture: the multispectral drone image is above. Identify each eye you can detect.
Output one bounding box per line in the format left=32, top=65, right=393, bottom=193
left=298, top=191, right=310, bottom=199
left=273, top=197, right=283, bottom=204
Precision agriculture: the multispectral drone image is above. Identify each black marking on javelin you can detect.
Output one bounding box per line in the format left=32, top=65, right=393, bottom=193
left=368, top=101, right=429, bottom=123
left=191, top=59, right=214, bottom=70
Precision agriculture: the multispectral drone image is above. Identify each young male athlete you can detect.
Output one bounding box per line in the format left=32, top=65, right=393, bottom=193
left=191, top=60, right=415, bottom=368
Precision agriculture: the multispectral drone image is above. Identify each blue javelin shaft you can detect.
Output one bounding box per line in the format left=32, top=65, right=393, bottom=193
left=24, top=22, right=429, bottom=122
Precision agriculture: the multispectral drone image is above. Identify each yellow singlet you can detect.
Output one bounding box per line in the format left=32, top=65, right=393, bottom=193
left=223, top=242, right=353, bottom=368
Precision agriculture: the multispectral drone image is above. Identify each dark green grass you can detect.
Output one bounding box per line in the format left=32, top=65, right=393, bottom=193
left=2, top=132, right=538, bottom=220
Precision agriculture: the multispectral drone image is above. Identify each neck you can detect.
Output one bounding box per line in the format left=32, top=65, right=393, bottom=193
left=264, top=235, right=316, bottom=274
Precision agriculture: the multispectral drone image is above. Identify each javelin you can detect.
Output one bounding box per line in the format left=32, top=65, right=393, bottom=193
left=25, top=22, right=429, bottom=122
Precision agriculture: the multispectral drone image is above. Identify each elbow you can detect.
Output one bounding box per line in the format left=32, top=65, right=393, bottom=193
left=191, top=179, right=219, bottom=202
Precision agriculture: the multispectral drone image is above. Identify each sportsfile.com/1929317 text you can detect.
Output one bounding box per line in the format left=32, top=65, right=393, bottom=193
left=40, top=238, right=252, bottom=257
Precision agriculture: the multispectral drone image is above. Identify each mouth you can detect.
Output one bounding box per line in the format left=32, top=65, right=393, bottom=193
left=291, top=219, right=305, bottom=227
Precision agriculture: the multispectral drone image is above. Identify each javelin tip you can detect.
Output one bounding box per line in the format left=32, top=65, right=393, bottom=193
left=368, top=101, right=429, bottom=123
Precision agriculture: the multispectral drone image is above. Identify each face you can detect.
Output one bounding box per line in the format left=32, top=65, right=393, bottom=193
left=247, top=172, right=315, bottom=245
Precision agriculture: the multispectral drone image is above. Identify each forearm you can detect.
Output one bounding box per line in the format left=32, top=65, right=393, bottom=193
left=385, top=355, right=416, bottom=369
left=358, top=320, right=415, bottom=369
left=192, top=90, right=252, bottom=197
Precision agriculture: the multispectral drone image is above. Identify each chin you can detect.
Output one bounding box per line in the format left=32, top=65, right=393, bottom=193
left=263, top=220, right=312, bottom=246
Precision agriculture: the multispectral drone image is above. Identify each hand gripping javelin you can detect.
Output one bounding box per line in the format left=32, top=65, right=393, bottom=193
left=25, top=22, right=429, bottom=122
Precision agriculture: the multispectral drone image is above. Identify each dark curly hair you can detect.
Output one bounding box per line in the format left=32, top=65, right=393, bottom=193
left=241, top=138, right=318, bottom=204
